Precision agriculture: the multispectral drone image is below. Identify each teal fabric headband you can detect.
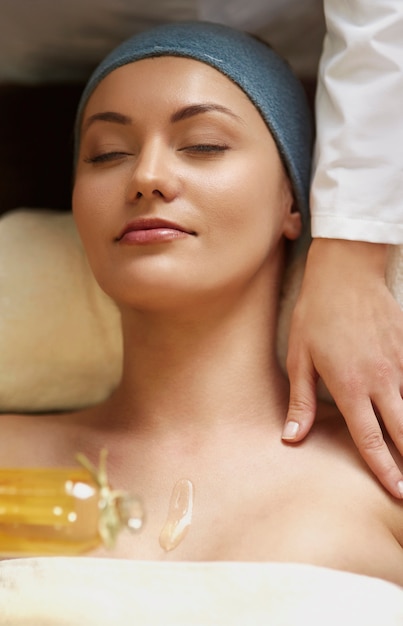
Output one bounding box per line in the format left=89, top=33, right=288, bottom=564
left=75, top=21, right=313, bottom=225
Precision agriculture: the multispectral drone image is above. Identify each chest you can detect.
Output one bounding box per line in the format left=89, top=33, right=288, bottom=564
left=91, top=454, right=392, bottom=575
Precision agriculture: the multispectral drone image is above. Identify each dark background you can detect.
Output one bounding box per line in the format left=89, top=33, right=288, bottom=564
left=0, top=83, right=83, bottom=215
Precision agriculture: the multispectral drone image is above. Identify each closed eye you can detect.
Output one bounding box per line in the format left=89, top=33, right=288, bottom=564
left=179, top=144, right=229, bottom=154
left=84, top=151, right=132, bottom=164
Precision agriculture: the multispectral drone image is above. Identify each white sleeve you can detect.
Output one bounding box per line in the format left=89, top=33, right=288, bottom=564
left=311, top=0, right=403, bottom=244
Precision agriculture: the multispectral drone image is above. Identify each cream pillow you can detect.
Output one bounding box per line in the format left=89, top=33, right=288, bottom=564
left=0, top=209, right=122, bottom=412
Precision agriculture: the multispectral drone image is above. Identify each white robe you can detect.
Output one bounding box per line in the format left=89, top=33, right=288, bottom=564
left=311, top=0, right=403, bottom=243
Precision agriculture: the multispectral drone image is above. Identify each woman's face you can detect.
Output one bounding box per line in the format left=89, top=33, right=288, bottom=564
left=73, top=56, right=301, bottom=310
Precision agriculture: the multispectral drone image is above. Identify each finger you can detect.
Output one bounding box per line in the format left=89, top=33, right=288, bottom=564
left=374, top=393, right=403, bottom=458
left=283, top=352, right=318, bottom=442
left=340, top=397, right=403, bottom=499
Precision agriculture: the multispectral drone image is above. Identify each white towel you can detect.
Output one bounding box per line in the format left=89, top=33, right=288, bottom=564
left=0, top=558, right=401, bottom=626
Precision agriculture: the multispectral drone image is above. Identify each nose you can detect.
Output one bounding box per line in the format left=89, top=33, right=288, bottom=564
left=126, top=140, right=179, bottom=203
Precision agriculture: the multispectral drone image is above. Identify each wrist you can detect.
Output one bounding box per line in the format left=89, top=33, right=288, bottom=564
left=307, top=238, right=388, bottom=277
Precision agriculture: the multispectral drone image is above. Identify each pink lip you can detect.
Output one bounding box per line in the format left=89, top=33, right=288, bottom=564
left=117, top=218, right=195, bottom=245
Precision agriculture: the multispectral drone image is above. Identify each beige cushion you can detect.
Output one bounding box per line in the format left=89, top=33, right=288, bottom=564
left=0, top=209, right=122, bottom=412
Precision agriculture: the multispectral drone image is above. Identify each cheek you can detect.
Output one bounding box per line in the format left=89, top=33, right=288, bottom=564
left=73, top=172, right=112, bottom=215
left=72, top=174, right=115, bottom=237
left=72, top=180, right=117, bottom=294
left=72, top=181, right=93, bottom=247
left=72, top=177, right=115, bottom=281
left=202, top=158, right=284, bottom=250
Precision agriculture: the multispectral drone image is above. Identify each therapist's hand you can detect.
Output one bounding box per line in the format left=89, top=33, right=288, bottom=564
left=283, top=238, right=403, bottom=498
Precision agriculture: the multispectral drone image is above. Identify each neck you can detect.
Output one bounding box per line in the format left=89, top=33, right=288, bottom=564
left=100, top=279, right=288, bottom=437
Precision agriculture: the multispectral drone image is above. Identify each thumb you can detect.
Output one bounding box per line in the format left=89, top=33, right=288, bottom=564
left=282, top=354, right=318, bottom=443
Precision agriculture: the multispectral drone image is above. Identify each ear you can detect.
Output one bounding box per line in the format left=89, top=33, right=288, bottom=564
left=280, top=177, right=302, bottom=241
left=283, top=210, right=302, bottom=240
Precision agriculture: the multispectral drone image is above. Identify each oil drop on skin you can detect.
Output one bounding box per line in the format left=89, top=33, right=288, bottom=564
left=159, top=479, right=194, bottom=552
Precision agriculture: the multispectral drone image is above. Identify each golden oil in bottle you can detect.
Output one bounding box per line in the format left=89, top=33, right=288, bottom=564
left=0, top=451, right=144, bottom=557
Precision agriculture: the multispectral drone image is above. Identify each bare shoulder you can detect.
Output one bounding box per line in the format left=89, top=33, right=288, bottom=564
left=316, top=400, right=403, bottom=546
left=0, top=413, right=39, bottom=461
left=0, top=411, right=83, bottom=466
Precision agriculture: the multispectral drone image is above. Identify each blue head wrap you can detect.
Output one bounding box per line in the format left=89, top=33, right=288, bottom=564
left=75, top=21, right=312, bottom=226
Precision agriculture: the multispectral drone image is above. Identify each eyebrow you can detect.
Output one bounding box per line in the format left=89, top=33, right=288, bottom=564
left=170, top=103, right=242, bottom=124
left=82, top=111, right=132, bottom=133
left=82, top=103, right=242, bottom=134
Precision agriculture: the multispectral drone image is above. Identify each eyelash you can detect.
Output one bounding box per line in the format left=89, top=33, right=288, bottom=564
left=180, top=144, right=229, bottom=154
left=83, top=152, right=130, bottom=164
left=84, top=144, right=229, bottom=164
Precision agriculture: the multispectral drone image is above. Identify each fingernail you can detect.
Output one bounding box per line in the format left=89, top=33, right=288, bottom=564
left=398, top=481, right=403, bottom=498
left=282, top=421, right=300, bottom=440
